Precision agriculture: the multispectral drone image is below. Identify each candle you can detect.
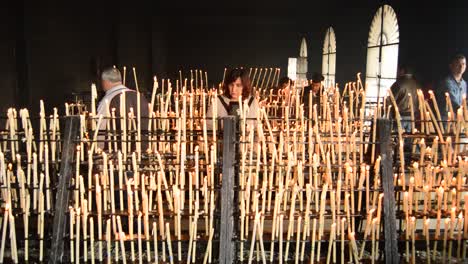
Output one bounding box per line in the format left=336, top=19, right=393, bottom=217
left=464, top=193, right=468, bottom=238
left=360, top=209, right=375, bottom=258
left=165, top=222, right=174, bottom=264
left=76, top=207, right=81, bottom=264
left=116, top=216, right=127, bottom=264
left=411, top=217, right=416, bottom=264
left=326, top=223, right=336, bottom=264
left=44, top=144, right=51, bottom=210
left=156, top=171, right=165, bottom=260
left=318, top=183, right=329, bottom=262
left=341, top=218, right=346, bottom=264
left=24, top=196, right=29, bottom=261
left=0, top=204, right=9, bottom=262
left=51, top=108, right=57, bottom=162
left=137, top=213, right=143, bottom=264
left=173, top=186, right=182, bottom=261
left=443, top=218, right=450, bottom=262
left=371, top=218, right=377, bottom=264
left=247, top=213, right=259, bottom=264
left=127, top=185, right=135, bottom=262
left=136, top=91, right=142, bottom=160
left=436, top=187, right=444, bottom=238
left=279, top=214, right=284, bottom=262
left=143, top=191, right=151, bottom=262
left=153, top=222, right=159, bottom=263
left=106, top=219, right=111, bottom=264
left=150, top=76, right=158, bottom=111
left=90, top=217, right=95, bottom=264
left=187, top=220, right=196, bottom=264
left=83, top=202, right=89, bottom=262
left=120, top=91, right=127, bottom=156
left=425, top=219, right=430, bottom=262
left=349, top=232, right=360, bottom=263
left=69, top=207, right=74, bottom=262
left=457, top=213, right=463, bottom=260
left=308, top=217, right=316, bottom=263
left=294, top=216, right=302, bottom=263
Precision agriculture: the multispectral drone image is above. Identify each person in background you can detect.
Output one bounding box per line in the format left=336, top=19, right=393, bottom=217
left=436, top=54, right=467, bottom=120
left=387, top=64, right=420, bottom=132
left=96, top=67, right=149, bottom=151
left=302, top=72, right=324, bottom=115
left=206, top=68, right=259, bottom=129
left=275, top=76, right=292, bottom=105
left=385, top=64, right=420, bottom=159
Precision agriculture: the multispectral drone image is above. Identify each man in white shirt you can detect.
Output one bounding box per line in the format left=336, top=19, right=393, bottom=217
left=97, top=68, right=131, bottom=115
left=96, top=67, right=149, bottom=151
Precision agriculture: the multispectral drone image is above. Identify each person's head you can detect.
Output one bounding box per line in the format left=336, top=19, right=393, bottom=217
left=101, top=67, right=123, bottom=91
left=311, top=72, right=324, bottom=93
left=278, top=77, right=292, bottom=90
left=397, top=64, right=414, bottom=77
left=222, top=68, right=252, bottom=100
left=449, top=54, right=466, bottom=77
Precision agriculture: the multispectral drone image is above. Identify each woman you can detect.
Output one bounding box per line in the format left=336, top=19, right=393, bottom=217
left=206, top=68, right=259, bottom=129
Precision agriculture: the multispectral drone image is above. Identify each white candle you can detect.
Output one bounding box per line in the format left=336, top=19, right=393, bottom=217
left=116, top=216, right=127, bottom=264
left=0, top=204, right=9, bottom=262
left=106, top=219, right=111, bottom=264
left=90, top=217, right=95, bottom=264
left=137, top=213, right=143, bottom=264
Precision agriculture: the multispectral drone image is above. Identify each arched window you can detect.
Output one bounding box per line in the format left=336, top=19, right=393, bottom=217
left=365, top=5, right=399, bottom=102
left=322, top=27, right=336, bottom=89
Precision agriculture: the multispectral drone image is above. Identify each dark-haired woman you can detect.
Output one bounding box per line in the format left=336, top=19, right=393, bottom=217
left=206, top=68, right=259, bottom=129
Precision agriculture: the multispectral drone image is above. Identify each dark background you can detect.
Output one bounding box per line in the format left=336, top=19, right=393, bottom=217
left=1, top=1, right=467, bottom=113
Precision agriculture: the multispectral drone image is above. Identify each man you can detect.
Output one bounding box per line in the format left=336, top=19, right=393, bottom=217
left=302, top=72, right=324, bottom=116
left=276, top=76, right=292, bottom=105
left=384, top=64, right=420, bottom=159
left=96, top=67, right=149, bottom=151
left=387, top=64, right=419, bottom=132
left=436, top=54, right=467, bottom=119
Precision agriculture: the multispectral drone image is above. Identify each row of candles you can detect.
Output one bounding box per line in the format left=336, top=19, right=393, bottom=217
left=381, top=71, right=468, bottom=262
left=0, top=72, right=393, bottom=263
left=0, top=102, right=60, bottom=262
left=66, top=72, right=383, bottom=263
left=235, top=78, right=386, bottom=263
left=1, top=69, right=468, bottom=262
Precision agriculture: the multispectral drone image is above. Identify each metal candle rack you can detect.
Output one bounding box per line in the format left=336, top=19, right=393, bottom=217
left=394, top=117, right=468, bottom=263
left=0, top=85, right=467, bottom=264
left=0, top=107, right=62, bottom=263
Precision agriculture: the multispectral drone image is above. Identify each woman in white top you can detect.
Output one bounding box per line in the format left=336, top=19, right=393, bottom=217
left=206, top=68, right=259, bottom=129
